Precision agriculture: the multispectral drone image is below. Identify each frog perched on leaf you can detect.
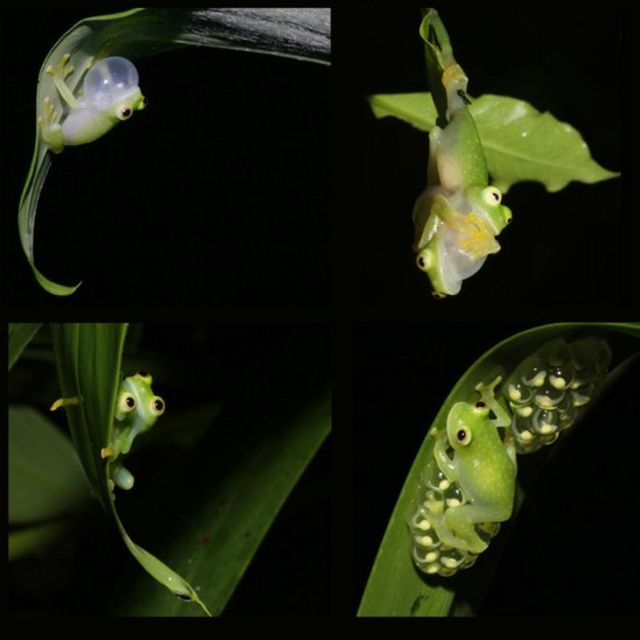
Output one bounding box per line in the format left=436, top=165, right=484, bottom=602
left=413, top=25, right=512, bottom=298
left=101, top=373, right=165, bottom=491
left=409, top=377, right=517, bottom=575
left=39, top=54, right=147, bottom=154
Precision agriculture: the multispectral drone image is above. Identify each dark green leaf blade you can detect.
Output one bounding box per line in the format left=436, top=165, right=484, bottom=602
left=20, top=8, right=330, bottom=295
left=111, top=392, right=331, bottom=616
left=368, top=92, right=619, bottom=192
left=9, top=405, right=92, bottom=525
left=50, top=323, right=209, bottom=615
left=8, top=323, right=43, bottom=370
left=358, top=323, right=640, bottom=617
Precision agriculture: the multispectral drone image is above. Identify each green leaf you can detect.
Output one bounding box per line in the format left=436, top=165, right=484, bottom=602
left=20, top=8, right=330, bottom=295
left=357, top=323, right=640, bottom=617
left=50, top=323, right=210, bottom=616
left=111, top=393, right=331, bottom=616
left=9, top=520, right=75, bottom=561
left=9, top=323, right=43, bottom=370
left=369, top=92, right=438, bottom=132
left=9, top=405, right=92, bottom=525
left=472, top=95, right=620, bottom=192
left=418, top=9, right=451, bottom=127
left=368, top=92, right=619, bottom=193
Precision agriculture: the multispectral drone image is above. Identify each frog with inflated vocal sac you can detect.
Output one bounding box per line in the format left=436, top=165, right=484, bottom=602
left=39, top=55, right=147, bottom=153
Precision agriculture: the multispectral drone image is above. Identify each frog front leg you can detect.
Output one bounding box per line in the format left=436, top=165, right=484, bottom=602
left=39, top=53, right=79, bottom=154
left=415, top=194, right=493, bottom=298
left=476, top=376, right=517, bottom=467
left=101, top=423, right=141, bottom=491
left=39, top=96, right=65, bottom=154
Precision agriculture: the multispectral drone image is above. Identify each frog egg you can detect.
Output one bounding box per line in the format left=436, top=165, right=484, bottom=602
left=532, top=408, right=559, bottom=435
left=504, top=379, right=534, bottom=405
left=548, top=363, right=575, bottom=390
left=83, top=56, right=140, bottom=112
left=539, top=337, right=571, bottom=368
left=533, top=383, right=566, bottom=409
left=522, top=365, right=547, bottom=388
left=571, top=385, right=594, bottom=408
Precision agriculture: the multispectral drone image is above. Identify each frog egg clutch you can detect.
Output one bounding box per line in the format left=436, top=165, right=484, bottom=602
left=410, top=448, right=503, bottom=577
left=409, top=336, right=611, bottom=578
left=504, top=337, right=611, bottom=454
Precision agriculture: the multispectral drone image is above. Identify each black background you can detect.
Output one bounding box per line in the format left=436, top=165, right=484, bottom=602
left=2, top=9, right=330, bottom=308
left=354, top=323, right=640, bottom=615
left=3, top=4, right=640, bottom=621
left=362, top=7, right=634, bottom=312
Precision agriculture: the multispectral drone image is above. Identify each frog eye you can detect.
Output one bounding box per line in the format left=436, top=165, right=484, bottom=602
left=150, top=396, right=165, bottom=416
left=118, top=392, right=136, bottom=413
left=416, top=249, right=432, bottom=272
left=116, top=105, right=133, bottom=121
left=482, top=186, right=502, bottom=205
left=456, top=427, right=472, bottom=446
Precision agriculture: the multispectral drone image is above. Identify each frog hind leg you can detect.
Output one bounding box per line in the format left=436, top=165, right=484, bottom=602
left=443, top=505, right=490, bottom=554
left=111, top=463, right=135, bottom=491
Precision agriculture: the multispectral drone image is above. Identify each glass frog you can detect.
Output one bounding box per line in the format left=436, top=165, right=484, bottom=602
left=101, top=372, right=165, bottom=491
left=413, top=61, right=512, bottom=298
left=39, top=54, right=147, bottom=154
left=410, top=377, right=517, bottom=576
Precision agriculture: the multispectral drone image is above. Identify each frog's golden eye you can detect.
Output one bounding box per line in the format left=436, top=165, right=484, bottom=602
left=482, top=186, right=502, bottom=205
left=456, top=427, right=472, bottom=446
left=118, top=392, right=136, bottom=413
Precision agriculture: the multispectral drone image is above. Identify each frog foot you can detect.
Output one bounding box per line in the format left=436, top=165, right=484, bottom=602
left=441, top=63, right=466, bottom=91
left=49, top=395, right=81, bottom=411
left=441, top=62, right=470, bottom=115
left=39, top=95, right=57, bottom=127
left=456, top=213, right=501, bottom=259
left=100, top=446, right=114, bottom=459
left=46, top=52, right=74, bottom=81
left=474, top=376, right=503, bottom=403
left=45, top=52, right=78, bottom=109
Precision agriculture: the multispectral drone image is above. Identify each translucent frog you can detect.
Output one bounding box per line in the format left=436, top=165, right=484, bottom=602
left=101, top=372, right=165, bottom=491
left=413, top=62, right=512, bottom=298
left=410, top=377, right=517, bottom=575
left=39, top=54, right=147, bottom=154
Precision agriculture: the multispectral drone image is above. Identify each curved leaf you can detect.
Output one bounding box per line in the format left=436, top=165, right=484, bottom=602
left=368, top=92, right=619, bottom=193
left=9, top=405, right=91, bottom=524
left=19, top=8, right=331, bottom=295
left=111, top=393, right=331, bottom=616
left=50, top=323, right=209, bottom=615
left=9, top=323, right=43, bottom=370
left=357, top=322, right=640, bottom=617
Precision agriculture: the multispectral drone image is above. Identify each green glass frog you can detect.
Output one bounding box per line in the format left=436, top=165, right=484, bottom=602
left=413, top=61, right=512, bottom=298
left=101, top=372, right=165, bottom=491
